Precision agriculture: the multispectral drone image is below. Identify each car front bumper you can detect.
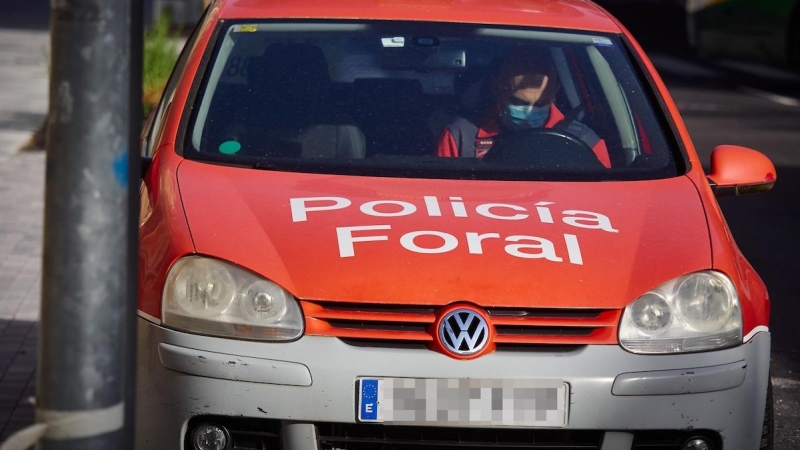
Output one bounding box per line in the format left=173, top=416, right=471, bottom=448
left=136, top=318, right=770, bottom=450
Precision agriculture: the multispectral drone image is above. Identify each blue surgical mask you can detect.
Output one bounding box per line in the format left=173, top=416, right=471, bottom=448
left=503, top=104, right=550, bottom=130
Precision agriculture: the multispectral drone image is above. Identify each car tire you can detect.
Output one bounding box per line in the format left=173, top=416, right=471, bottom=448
left=760, top=377, right=774, bottom=450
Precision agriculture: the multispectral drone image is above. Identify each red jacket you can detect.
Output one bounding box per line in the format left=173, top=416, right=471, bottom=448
left=437, top=104, right=611, bottom=168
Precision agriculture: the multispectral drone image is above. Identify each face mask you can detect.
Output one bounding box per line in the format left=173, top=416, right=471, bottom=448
left=503, top=104, right=550, bottom=130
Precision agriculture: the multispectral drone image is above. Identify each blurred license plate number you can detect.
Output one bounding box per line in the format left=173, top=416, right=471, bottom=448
left=357, top=378, right=568, bottom=427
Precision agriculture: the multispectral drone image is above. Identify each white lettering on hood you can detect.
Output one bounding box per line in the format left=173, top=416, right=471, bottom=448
left=290, top=196, right=619, bottom=265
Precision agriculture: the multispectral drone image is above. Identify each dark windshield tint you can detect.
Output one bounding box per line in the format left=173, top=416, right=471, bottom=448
left=185, top=21, right=681, bottom=181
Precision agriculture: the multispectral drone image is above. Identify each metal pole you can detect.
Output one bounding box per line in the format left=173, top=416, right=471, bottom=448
left=125, top=0, right=143, bottom=446
left=39, top=0, right=133, bottom=448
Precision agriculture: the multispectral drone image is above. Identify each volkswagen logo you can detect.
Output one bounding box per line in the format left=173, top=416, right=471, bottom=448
left=438, top=308, right=489, bottom=356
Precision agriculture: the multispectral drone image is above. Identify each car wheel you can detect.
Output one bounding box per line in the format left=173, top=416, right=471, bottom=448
left=760, top=377, right=774, bottom=450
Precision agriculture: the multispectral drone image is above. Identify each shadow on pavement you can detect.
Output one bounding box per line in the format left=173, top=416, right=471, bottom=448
left=0, top=317, right=37, bottom=442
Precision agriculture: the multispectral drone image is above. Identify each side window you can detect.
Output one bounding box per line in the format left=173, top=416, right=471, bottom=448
left=143, top=7, right=211, bottom=157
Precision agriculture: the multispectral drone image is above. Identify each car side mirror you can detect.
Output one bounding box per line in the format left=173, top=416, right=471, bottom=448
left=707, top=145, right=776, bottom=196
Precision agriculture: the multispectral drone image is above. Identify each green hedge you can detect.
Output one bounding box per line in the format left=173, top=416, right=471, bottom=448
left=143, top=16, right=180, bottom=117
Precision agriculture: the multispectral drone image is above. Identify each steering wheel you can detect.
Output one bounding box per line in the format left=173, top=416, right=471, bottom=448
left=481, top=128, right=604, bottom=170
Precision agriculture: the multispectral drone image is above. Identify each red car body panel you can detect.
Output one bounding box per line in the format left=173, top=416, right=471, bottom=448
left=139, top=150, right=195, bottom=318
left=217, top=0, right=620, bottom=33
left=177, top=161, right=710, bottom=310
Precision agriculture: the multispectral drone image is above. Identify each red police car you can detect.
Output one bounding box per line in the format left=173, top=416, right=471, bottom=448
left=137, top=1, right=777, bottom=449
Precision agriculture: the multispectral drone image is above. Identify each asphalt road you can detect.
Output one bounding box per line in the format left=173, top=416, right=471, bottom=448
left=598, top=2, right=800, bottom=449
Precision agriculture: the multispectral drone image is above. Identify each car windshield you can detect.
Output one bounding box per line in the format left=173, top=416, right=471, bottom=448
left=185, top=21, right=681, bottom=181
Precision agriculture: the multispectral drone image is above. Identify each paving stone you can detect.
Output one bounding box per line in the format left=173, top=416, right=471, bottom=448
left=0, top=25, right=48, bottom=441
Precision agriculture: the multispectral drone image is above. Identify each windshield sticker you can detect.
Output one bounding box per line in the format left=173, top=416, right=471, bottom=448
left=218, top=140, right=242, bottom=155
left=232, top=25, right=258, bottom=33
left=592, top=37, right=613, bottom=47
left=289, top=196, right=619, bottom=266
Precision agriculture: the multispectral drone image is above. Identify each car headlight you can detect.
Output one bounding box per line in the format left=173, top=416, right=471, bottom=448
left=619, top=271, right=741, bottom=354
left=162, top=256, right=303, bottom=341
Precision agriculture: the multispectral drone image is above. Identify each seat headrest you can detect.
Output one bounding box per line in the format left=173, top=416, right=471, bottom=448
left=245, top=43, right=332, bottom=125
left=248, top=43, right=331, bottom=90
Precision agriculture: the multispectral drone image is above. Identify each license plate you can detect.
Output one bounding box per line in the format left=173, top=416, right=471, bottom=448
left=356, top=378, right=568, bottom=427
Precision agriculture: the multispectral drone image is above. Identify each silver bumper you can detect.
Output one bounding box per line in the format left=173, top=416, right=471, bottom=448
left=136, top=318, right=771, bottom=450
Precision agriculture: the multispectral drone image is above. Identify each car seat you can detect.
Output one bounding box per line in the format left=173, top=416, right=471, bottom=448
left=353, top=78, right=433, bottom=157
left=232, top=43, right=365, bottom=159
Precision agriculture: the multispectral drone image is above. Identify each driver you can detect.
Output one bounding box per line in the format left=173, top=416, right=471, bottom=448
left=437, top=47, right=611, bottom=168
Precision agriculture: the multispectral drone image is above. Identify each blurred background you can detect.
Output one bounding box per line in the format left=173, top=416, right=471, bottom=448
left=0, top=0, right=797, bottom=448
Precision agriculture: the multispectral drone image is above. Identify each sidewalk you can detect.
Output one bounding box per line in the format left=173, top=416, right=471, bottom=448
left=0, top=28, right=49, bottom=440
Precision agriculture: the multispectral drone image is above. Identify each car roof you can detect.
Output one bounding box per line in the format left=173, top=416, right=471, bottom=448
left=215, top=0, right=623, bottom=34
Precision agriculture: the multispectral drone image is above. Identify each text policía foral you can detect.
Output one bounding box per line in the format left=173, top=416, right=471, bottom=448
left=290, top=196, right=619, bottom=265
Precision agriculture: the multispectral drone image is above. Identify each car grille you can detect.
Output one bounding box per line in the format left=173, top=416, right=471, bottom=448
left=184, top=417, right=721, bottom=450
left=301, top=301, right=621, bottom=351
left=317, top=424, right=604, bottom=450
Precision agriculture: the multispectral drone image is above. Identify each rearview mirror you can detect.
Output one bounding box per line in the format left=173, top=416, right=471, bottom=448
left=707, top=145, right=776, bottom=196
left=380, top=46, right=467, bottom=71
